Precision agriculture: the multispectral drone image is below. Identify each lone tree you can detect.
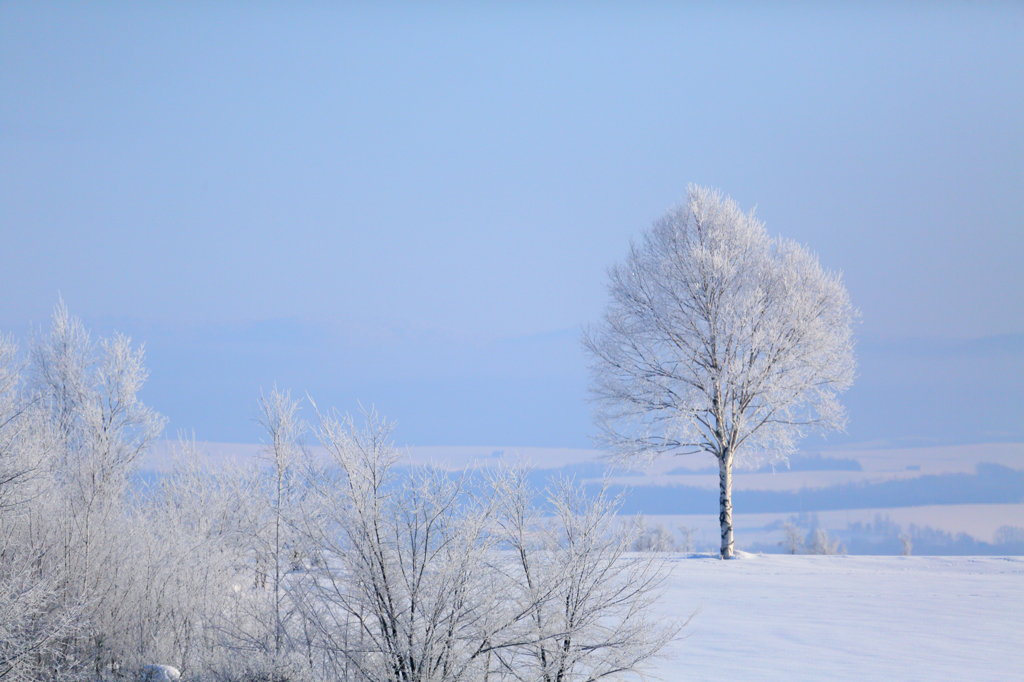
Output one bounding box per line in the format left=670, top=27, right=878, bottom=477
left=584, top=186, right=856, bottom=559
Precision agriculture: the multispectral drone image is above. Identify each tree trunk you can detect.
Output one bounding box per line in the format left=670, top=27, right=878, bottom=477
left=718, top=449, right=734, bottom=559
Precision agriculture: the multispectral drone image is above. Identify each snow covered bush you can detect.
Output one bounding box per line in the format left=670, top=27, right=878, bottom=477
left=900, top=534, right=913, bottom=556
left=141, top=664, right=181, bottom=682
left=302, top=406, right=520, bottom=682
left=630, top=517, right=677, bottom=552
left=0, top=305, right=682, bottom=682
left=805, top=528, right=844, bottom=555
left=298, top=409, right=682, bottom=682
left=491, top=470, right=683, bottom=682
left=780, top=522, right=804, bottom=554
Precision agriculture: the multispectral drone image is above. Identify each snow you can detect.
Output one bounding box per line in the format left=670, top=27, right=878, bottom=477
left=645, top=554, right=1024, bottom=681
left=141, top=665, right=180, bottom=682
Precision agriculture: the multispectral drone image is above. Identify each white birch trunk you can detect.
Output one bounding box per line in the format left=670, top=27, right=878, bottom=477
left=718, top=450, right=734, bottom=559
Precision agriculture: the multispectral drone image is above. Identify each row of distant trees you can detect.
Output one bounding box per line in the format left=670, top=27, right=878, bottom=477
left=0, top=303, right=679, bottom=682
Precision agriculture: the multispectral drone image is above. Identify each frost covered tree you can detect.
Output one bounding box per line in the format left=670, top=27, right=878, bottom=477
left=301, top=407, right=501, bottom=682
left=217, top=387, right=312, bottom=681
left=780, top=522, right=803, bottom=555
left=0, top=334, right=84, bottom=682
left=584, top=186, right=856, bottom=558
left=257, top=387, right=306, bottom=670
left=490, top=470, right=680, bottom=682
left=135, top=436, right=258, bottom=679
left=23, top=302, right=166, bottom=676
left=0, top=334, right=32, bottom=513
left=298, top=408, right=679, bottom=682
left=805, top=528, right=843, bottom=555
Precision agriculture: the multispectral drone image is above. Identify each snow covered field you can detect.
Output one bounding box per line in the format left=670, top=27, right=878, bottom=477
left=646, top=554, right=1023, bottom=682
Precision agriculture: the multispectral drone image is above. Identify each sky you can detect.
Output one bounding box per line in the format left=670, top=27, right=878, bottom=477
left=2, top=2, right=1022, bottom=448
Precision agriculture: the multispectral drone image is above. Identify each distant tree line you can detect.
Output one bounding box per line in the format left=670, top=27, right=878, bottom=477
left=608, top=464, right=1024, bottom=516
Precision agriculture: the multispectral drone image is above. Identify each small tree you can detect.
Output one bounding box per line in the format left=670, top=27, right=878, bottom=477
left=899, top=534, right=913, bottom=556
left=780, top=522, right=803, bottom=555
left=805, top=528, right=843, bottom=555
left=0, top=303, right=166, bottom=680
left=0, top=334, right=84, bottom=682
left=29, top=303, right=167, bottom=676
left=256, top=387, right=306, bottom=674
left=302, top=407, right=499, bottom=682
left=584, top=186, right=856, bottom=558
left=677, top=526, right=696, bottom=554
left=630, top=517, right=676, bottom=552
left=490, top=471, right=681, bottom=682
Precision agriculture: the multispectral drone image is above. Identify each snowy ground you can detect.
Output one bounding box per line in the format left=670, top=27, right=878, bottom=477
left=645, top=554, right=1023, bottom=682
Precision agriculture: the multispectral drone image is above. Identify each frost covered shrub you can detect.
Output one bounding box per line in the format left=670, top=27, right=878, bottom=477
left=298, top=408, right=682, bottom=682
left=490, top=470, right=683, bottom=682
left=805, top=528, right=844, bottom=555
left=900, top=534, right=913, bottom=556
left=1, top=305, right=682, bottom=682
left=0, top=304, right=168, bottom=681
left=780, top=522, right=804, bottom=554
left=631, top=517, right=677, bottom=552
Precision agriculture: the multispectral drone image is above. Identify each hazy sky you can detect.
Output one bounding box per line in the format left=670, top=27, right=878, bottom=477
left=2, top=3, right=1022, bottom=448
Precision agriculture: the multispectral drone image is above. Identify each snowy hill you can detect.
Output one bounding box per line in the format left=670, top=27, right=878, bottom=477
left=647, top=554, right=1023, bottom=682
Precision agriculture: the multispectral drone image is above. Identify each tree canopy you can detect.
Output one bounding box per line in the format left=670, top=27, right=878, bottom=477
left=584, top=185, right=856, bottom=557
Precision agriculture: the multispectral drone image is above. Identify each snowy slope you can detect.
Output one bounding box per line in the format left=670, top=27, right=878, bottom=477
left=645, top=554, right=1023, bottom=682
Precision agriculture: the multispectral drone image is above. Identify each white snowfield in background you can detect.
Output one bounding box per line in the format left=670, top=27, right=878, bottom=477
left=142, top=441, right=1024, bottom=476
left=650, top=554, right=1023, bottom=682
left=644, top=504, right=1024, bottom=552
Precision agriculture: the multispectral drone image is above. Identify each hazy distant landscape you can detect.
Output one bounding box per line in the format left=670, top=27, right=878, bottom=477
left=3, top=2, right=1022, bottom=681
left=142, top=440, right=1024, bottom=557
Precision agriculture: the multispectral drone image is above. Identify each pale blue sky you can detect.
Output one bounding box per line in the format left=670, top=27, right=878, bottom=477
left=2, top=2, right=1022, bottom=447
